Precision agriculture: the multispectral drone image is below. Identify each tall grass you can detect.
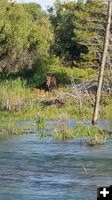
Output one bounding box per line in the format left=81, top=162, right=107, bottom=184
left=0, top=78, right=35, bottom=112
left=53, top=114, right=108, bottom=144
left=0, top=78, right=111, bottom=136
left=0, top=117, right=30, bottom=135
left=74, top=124, right=108, bottom=146
left=54, top=114, right=75, bottom=140
left=0, top=78, right=40, bottom=135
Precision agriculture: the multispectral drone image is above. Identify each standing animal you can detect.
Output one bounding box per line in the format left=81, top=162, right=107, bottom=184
left=45, top=74, right=57, bottom=91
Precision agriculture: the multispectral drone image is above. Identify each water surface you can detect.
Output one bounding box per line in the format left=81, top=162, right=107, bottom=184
left=0, top=119, right=112, bottom=200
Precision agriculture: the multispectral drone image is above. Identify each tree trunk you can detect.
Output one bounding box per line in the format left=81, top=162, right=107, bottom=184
left=92, top=1, right=112, bottom=125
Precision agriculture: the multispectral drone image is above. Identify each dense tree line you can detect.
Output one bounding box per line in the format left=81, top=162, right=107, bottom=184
left=49, top=0, right=107, bottom=68
left=0, top=0, right=53, bottom=74
left=0, top=0, right=111, bottom=85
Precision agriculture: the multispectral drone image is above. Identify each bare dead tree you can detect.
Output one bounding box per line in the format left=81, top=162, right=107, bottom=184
left=92, top=0, right=112, bottom=125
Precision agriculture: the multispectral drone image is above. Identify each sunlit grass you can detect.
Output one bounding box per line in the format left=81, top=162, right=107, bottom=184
left=0, top=78, right=111, bottom=136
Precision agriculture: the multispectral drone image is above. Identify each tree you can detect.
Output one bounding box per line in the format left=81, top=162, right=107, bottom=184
left=0, top=1, right=54, bottom=75
left=92, top=0, right=112, bottom=125
left=73, top=0, right=107, bottom=68
left=49, top=1, right=78, bottom=66
left=49, top=0, right=107, bottom=68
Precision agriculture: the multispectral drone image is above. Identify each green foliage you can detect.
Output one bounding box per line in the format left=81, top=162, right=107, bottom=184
left=0, top=0, right=110, bottom=85
left=0, top=78, right=111, bottom=136
left=49, top=65, right=97, bottom=84
left=0, top=0, right=108, bottom=86
left=0, top=78, right=35, bottom=111
left=36, top=115, right=45, bottom=129
left=54, top=128, right=74, bottom=140
left=0, top=116, right=30, bottom=135
left=49, top=1, right=77, bottom=66
left=27, top=55, right=97, bottom=86
left=0, top=1, right=54, bottom=74
left=49, top=0, right=107, bottom=69
left=54, top=114, right=75, bottom=140
left=73, top=0, right=106, bottom=68
left=74, top=124, right=98, bottom=137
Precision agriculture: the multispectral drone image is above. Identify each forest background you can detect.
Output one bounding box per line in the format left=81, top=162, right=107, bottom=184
left=0, top=0, right=112, bottom=133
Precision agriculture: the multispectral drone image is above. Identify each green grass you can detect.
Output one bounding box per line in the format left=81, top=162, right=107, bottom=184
left=53, top=117, right=108, bottom=145
left=0, top=78, right=111, bottom=136
left=74, top=124, right=108, bottom=145
left=0, top=118, right=29, bottom=136
left=36, top=115, right=45, bottom=129
left=53, top=114, right=75, bottom=140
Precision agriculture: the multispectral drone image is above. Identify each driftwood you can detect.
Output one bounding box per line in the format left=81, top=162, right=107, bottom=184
left=41, top=98, right=64, bottom=107
left=41, top=78, right=111, bottom=108
left=71, top=79, right=112, bottom=94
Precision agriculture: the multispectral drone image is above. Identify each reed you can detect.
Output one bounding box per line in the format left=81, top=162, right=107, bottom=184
left=54, top=114, right=75, bottom=140
left=36, top=115, right=45, bottom=130
left=74, top=124, right=108, bottom=146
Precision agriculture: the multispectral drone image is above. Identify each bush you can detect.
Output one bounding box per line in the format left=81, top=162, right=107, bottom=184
left=19, top=55, right=97, bottom=87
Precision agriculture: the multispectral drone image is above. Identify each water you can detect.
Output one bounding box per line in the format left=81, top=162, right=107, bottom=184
left=0, top=120, right=112, bottom=200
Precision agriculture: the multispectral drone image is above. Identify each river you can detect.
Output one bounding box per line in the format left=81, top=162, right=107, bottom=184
left=0, top=119, right=112, bottom=200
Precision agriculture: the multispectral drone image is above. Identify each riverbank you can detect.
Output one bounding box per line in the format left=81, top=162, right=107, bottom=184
left=0, top=79, right=111, bottom=136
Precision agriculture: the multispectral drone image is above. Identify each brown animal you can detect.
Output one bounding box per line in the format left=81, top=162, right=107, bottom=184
left=31, top=88, right=41, bottom=94
left=45, top=74, right=57, bottom=91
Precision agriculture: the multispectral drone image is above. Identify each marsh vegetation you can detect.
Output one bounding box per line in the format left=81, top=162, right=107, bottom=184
left=0, top=0, right=112, bottom=143
left=0, top=2, right=112, bottom=200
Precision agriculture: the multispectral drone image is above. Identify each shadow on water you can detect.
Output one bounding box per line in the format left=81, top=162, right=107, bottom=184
left=0, top=119, right=112, bottom=200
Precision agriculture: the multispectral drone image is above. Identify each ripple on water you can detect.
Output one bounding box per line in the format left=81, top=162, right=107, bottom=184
left=0, top=119, right=112, bottom=200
